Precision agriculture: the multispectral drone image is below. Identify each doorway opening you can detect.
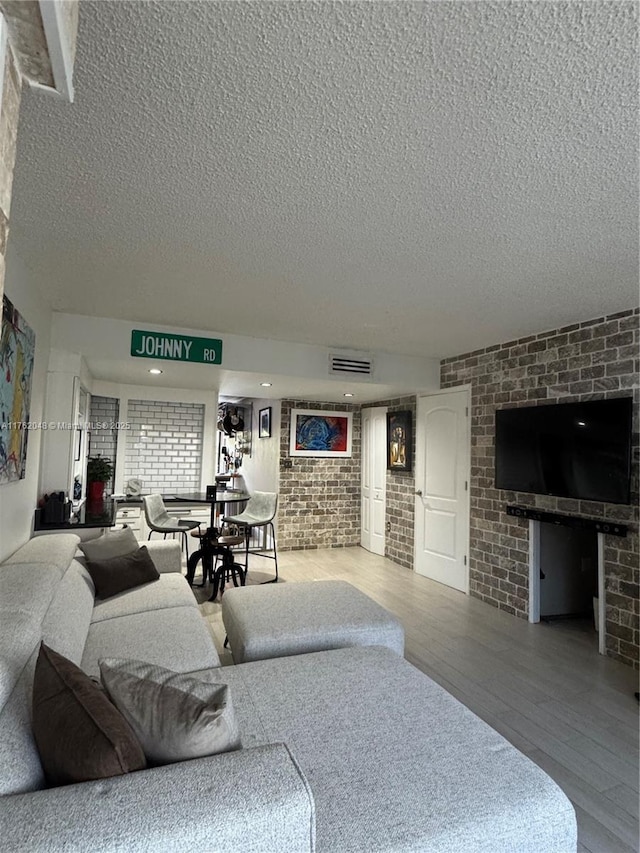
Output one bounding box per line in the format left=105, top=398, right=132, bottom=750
left=529, top=520, right=603, bottom=652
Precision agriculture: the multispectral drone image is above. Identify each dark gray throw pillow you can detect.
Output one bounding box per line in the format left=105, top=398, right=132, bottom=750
left=32, top=644, right=147, bottom=786
left=86, top=545, right=160, bottom=599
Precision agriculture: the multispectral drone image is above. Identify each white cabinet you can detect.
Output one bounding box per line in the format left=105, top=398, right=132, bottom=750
left=166, top=505, right=211, bottom=530
left=114, top=505, right=145, bottom=541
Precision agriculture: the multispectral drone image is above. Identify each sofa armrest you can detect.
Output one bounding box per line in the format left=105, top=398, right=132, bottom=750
left=2, top=743, right=315, bottom=853
left=145, top=539, right=182, bottom=573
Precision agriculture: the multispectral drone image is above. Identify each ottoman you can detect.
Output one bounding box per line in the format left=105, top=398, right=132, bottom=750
left=221, top=579, right=405, bottom=663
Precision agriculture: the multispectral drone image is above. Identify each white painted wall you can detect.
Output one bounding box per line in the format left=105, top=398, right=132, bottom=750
left=49, top=313, right=441, bottom=397
left=239, top=399, right=280, bottom=494
left=0, top=249, right=51, bottom=561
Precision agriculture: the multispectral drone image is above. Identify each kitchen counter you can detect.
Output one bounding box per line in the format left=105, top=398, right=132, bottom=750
left=34, top=499, right=117, bottom=531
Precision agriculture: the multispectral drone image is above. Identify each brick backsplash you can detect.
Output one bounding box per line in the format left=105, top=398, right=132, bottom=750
left=88, top=396, right=119, bottom=493
left=124, top=399, right=204, bottom=494
left=441, top=308, right=639, bottom=669
left=278, top=400, right=361, bottom=551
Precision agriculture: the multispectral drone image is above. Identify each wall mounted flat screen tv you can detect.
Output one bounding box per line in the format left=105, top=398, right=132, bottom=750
left=495, top=397, right=633, bottom=505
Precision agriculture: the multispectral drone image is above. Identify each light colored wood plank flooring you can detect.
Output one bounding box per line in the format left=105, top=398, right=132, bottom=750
left=191, top=546, right=639, bottom=853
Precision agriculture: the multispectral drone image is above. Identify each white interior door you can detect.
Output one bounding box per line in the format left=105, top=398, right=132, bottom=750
left=414, top=390, right=469, bottom=592
left=361, top=406, right=387, bottom=555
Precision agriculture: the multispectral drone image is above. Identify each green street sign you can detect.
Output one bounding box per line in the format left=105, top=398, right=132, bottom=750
left=130, top=330, right=223, bottom=365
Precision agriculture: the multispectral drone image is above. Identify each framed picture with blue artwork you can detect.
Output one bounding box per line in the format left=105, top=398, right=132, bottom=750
left=289, top=409, right=353, bottom=458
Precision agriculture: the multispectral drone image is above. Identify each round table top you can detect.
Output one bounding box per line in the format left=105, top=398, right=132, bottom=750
left=168, top=491, right=250, bottom=504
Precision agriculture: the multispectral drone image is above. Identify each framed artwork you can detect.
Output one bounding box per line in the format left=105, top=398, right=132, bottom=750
left=0, top=295, right=36, bottom=484
left=259, top=406, right=272, bottom=438
left=289, top=409, right=353, bottom=459
left=290, top=409, right=353, bottom=457
left=387, top=410, right=412, bottom=472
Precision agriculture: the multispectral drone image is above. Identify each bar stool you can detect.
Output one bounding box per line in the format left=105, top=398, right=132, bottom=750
left=222, top=491, right=279, bottom=583
left=189, top=528, right=244, bottom=588
left=143, top=494, right=200, bottom=560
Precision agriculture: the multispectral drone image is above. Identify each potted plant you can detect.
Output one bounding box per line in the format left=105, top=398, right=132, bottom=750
left=86, top=456, right=114, bottom=502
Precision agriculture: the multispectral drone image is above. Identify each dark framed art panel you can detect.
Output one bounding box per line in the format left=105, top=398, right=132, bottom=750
left=259, top=406, right=272, bottom=438
left=387, top=410, right=412, bottom=471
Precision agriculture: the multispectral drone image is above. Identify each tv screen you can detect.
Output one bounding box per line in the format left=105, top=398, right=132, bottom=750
left=495, top=397, right=633, bottom=505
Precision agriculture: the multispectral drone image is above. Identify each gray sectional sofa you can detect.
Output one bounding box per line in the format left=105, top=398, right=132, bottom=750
left=0, top=533, right=577, bottom=852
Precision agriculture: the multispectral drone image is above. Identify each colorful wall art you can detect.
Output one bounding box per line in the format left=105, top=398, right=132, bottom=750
left=289, top=409, right=353, bottom=457
left=0, top=295, right=36, bottom=483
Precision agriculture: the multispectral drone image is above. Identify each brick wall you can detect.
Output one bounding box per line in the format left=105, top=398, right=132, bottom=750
left=362, top=396, right=417, bottom=570
left=88, top=396, right=119, bottom=493
left=278, top=400, right=360, bottom=551
left=124, top=399, right=204, bottom=494
left=441, top=308, right=639, bottom=668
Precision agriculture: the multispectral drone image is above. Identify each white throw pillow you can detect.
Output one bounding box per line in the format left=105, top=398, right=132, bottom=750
left=99, top=658, right=241, bottom=765
left=79, top=526, right=139, bottom=562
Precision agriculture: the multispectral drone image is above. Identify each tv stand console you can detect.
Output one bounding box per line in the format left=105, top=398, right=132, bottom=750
left=505, top=505, right=628, bottom=538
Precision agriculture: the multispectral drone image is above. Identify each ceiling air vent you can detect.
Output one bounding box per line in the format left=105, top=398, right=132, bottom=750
left=329, top=353, right=373, bottom=378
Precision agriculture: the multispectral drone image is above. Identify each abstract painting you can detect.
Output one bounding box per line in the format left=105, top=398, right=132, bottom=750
left=0, top=295, right=36, bottom=483
left=289, top=409, right=353, bottom=457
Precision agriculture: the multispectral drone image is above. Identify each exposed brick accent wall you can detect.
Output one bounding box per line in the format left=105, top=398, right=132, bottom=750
left=278, top=400, right=360, bottom=551
left=362, top=396, right=416, bottom=570
left=441, top=309, right=639, bottom=668
left=124, top=399, right=204, bottom=494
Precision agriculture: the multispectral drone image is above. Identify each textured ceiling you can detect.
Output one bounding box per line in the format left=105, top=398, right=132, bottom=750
left=9, top=0, right=639, bottom=366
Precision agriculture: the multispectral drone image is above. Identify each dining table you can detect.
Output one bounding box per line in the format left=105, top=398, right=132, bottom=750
left=177, top=489, right=250, bottom=598
left=166, top=489, right=250, bottom=529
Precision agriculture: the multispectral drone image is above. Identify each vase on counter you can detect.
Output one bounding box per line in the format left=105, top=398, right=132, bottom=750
left=88, top=481, right=104, bottom=502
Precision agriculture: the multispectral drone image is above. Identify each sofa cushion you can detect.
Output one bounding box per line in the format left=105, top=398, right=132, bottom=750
left=79, top=527, right=138, bottom=562
left=32, top=644, right=146, bottom=786
left=82, top=607, right=221, bottom=678
left=0, top=647, right=45, bottom=795
left=85, top=546, right=160, bottom=600
left=41, top=559, right=96, bottom=666
left=202, top=646, right=577, bottom=853
left=91, top=572, right=198, bottom=623
left=0, top=565, right=59, bottom=710
left=3, top=534, right=80, bottom=577
left=100, top=659, right=240, bottom=765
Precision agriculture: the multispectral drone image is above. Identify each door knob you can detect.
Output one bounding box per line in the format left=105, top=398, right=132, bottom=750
left=415, top=489, right=423, bottom=497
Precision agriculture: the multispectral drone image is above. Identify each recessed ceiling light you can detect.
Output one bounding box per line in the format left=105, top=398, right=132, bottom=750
left=577, top=421, right=586, bottom=426
left=260, top=382, right=272, bottom=387
left=344, top=393, right=354, bottom=398
left=149, top=368, right=163, bottom=375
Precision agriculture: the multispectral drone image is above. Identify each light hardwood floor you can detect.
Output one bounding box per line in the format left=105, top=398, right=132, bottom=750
left=192, top=546, right=639, bottom=853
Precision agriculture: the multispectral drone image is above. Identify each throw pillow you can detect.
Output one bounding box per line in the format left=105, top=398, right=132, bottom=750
left=85, top=545, right=160, bottom=599
left=79, top=526, right=139, bottom=562
left=100, top=658, right=241, bottom=765
left=32, top=644, right=147, bottom=786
